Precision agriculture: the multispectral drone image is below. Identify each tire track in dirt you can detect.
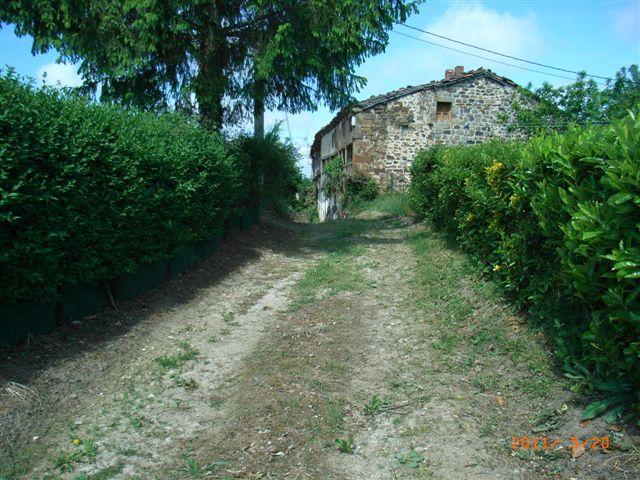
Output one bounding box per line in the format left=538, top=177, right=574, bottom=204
left=2, top=212, right=638, bottom=480
left=0, top=218, right=318, bottom=479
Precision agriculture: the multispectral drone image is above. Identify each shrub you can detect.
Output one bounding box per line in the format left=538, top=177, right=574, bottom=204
left=231, top=127, right=304, bottom=217
left=346, top=172, right=379, bottom=205
left=0, top=73, right=286, bottom=304
left=409, top=111, right=640, bottom=417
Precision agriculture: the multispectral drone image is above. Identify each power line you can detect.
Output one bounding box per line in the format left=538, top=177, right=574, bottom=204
left=391, top=30, right=608, bottom=86
left=396, top=22, right=613, bottom=81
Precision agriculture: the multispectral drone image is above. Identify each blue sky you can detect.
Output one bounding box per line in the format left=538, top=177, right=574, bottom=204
left=1, top=0, right=639, bottom=176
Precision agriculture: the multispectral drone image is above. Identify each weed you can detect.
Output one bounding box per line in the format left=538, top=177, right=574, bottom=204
left=129, top=414, right=143, bottom=430
left=181, top=452, right=204, bottom=478
left=91, top=463, right=124, bottom=480
left=221, top=311, right=239, bottom=326
left=433, top=331, right=458, bottom=354
left=324, top=360, right=345, bottom=373
left=363, top=395, right=384, bottom=416
left=335, top=436, right=356, bottom=454
left=54, top=449, right=84, bottom=472
left=209, top=396, right=223, bottom=409
left=54, top=437, right=98, bottom=472
left=395, top=449, right=425, bottom=468
left=171, top=373, right=199, bottom=390
left=323, top=401, right=345, bottom=434
left=478, top=421, right=495, bottom=438
left=472, top=375, right=496, bottom=393
left=154, top=341, right=199, bottom=372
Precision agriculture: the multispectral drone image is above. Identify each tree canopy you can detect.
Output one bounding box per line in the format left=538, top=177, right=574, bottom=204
left=1, top=1, right=421, bottom=131
left=510, top=65, right=640, bottom=134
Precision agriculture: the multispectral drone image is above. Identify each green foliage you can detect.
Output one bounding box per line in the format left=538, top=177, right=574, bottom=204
left=292, top=175, right=318, bottom=222
left=0, top=73, right=296, bottom=304
left=323, top=163, right=380, bottom=215
left=362, top=395, right=384, bottom=416
left=511, top=65, right=640, bottom=134
left=231, top=126, right=304, bottom=216
left=346, top=172, right=379, bottom=206
left=395, top=449, right=425, bottom=468
left=335, top=436, right=356, bottom=454
left=409, top=110, right=640, bottom=416
left=1, top=1, right=421, bottom=128
left=322, top=156, right=345, bottom=197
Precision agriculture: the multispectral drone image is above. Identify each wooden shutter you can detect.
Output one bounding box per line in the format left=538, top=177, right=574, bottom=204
left=436, top=102, right=452, bottom=121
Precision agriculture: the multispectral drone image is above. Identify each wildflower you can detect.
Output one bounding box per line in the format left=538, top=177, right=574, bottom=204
left=73, top=438, right=80, bottom=445
left=492, top=264, right=502, bottom=272
left=485, top=161, right=504, bottom=176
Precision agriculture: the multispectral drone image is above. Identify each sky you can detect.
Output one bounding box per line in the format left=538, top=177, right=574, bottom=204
left=1, top=0, right=639, bottom=176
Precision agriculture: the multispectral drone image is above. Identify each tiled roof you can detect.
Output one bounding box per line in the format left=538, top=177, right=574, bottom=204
left=310, top=68, right=518, bottom=158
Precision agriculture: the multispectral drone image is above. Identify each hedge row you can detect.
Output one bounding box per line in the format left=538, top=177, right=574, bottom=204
left=409, top=111, right=640, bottom=417
left=0, top=73, right=271, bottom=305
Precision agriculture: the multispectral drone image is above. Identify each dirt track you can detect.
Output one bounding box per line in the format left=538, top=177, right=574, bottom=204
left=1, top=211, right=638, bottom=479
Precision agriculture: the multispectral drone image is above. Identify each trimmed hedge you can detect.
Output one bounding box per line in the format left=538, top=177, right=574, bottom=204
left=0, top=73, right=263, bottom=305
left=409, top=112, right=640, bottom=417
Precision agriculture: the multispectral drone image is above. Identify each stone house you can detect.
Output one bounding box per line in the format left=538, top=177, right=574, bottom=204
left=310, top=66, right=523, bottom=221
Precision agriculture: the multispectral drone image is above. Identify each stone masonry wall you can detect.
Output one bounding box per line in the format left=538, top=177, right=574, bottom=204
left=352, top=76, right=522, bottom=188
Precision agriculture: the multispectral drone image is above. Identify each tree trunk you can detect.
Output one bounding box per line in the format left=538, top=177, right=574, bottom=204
left=195, top=19, right=227, bottom=131
left=253, top=77, right=265, bottom=139
left=195, top=58, right=225, bottom=131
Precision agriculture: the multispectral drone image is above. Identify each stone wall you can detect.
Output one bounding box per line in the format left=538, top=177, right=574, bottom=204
left=352, top=76, right=522, bottom=187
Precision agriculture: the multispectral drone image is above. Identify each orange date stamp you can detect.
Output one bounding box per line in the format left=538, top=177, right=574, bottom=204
left=511, top=435, right=610, bottom=451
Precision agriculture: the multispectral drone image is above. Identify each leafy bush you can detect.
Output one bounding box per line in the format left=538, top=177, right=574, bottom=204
left=409, top=111, right=640, bottom=418
left=509, top=65, right=640, bottom=135
left=346, top=172, right=379, bottom=205
left=0, top=73, right=297, bottom=304
left=231, top=127, right=305, bottom=217
left=322, top=156, right=344, bottom=197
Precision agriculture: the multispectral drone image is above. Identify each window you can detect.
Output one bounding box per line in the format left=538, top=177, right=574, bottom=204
left=436, top=101, right=452, bottom=121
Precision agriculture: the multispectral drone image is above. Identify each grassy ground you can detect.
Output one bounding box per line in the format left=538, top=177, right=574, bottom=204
left=1, top=198, right=638, bottom=479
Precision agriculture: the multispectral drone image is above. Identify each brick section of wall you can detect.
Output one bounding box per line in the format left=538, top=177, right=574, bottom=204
left=352, top=76, right=522, bottom=188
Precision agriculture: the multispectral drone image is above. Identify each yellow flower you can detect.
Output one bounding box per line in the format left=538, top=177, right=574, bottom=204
left=73, top=438, right=80, bottom=445
left=485, top=161, right=504, bottom=176
left=465, top=213, right=475, bottom=222
left=485, top=161, right=505, bottom=190
left=492, top=264, right=502, bottom=272
left=509, top=194, right=521, bottom=208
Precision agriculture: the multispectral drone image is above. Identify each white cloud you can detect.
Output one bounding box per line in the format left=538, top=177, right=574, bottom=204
left=425, top=2, right=542, bottom=58
left=36, top=62, right=82, bottom=88
left=360, top=2, right=544, bottom=92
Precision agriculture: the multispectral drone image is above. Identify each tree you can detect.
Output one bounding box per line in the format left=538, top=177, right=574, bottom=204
left=1, top=0, right=247, bottom=129
left=237, top=0, right=420, bottom=137
left=510, top=65, right=640, bottom=135
left=1, top=1, right=420, bottom=132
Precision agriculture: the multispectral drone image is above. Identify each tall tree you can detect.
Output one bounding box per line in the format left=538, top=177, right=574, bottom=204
left=1, top=1, right=420, bottom=132
left=510, top=65, right=640, bottom=135
left=240, top=0, right=420, bottom=137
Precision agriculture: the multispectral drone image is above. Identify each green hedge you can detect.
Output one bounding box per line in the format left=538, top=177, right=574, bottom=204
left=0, top=73, right=262, bottom=305
left=409, top=112, right=640, bottom=417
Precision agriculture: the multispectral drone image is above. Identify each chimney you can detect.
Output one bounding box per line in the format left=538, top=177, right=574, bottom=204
left=445, top=69, right=454, bottom=80
left=454, top=65, right=465, bottom=77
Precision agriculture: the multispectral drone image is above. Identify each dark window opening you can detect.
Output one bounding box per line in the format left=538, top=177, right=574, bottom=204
left=436, top=102, right=452, bottom=121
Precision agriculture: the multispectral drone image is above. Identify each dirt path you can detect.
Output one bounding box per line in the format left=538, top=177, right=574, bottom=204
left=1, top=209, right=638, bottom=480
